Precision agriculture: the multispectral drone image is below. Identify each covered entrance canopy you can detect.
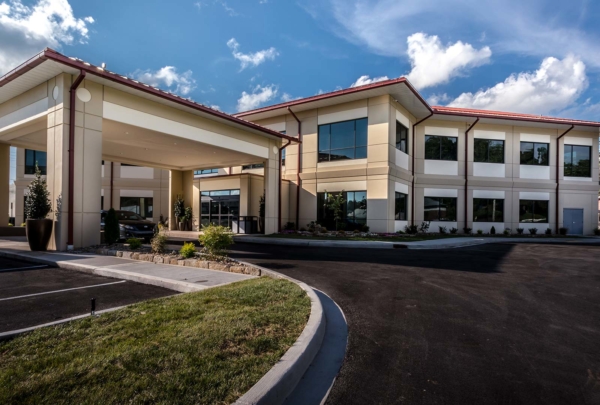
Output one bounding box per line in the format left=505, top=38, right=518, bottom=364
left=0, top=49, right=298, bottom=250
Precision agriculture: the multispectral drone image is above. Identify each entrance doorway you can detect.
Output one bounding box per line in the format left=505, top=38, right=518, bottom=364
left=563, top=208, right=584, bottom=235
left=201, top=189, right=240, bottom=229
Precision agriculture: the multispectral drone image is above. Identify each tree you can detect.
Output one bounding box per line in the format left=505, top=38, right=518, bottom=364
left=24, top=164, right=51, bottom=220
left=173, top=195, right=185, bottom=222
left=326, top=191, right=346, bottom=231
left=104, top=208, right=120, bottom=245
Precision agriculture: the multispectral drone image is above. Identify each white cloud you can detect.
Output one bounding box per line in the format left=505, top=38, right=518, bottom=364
left=427, top=93, right=450, bottom=106
left=133, top=66, right=197, bottom=96
left=281, top=92, right=302, bottom=102
left=209, top=104, right=221, bottom=111
left=227, top=38, right=278, bottom=71
left=350, top=75, right=389, bottom=87
left=237, top=84, right=278, bottom=112
left=0, top=0, right=94, bottom=74
left=447, top=55, right=588, bottom=115
left=405, top=33, right=491, bottom=89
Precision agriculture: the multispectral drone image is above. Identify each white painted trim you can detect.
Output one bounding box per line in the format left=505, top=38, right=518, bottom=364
left=473, top=190, right=505, bottom=199
left=424, top=188, right=458, bottom=198
left=424, top=126, right=459, bottom=137
left=395, top=182, right=409, bottom=194
left=120, top=189, right=154, bottom=198
left=318, top=107, right=367, bottom=125
left=395, top=109, right=410, bottom=129
left=473, top=162, right=505, bottom=178
left=395, top=148, right=409, bottom=169
left=317, top=158, right=367, bottom=168
left=316, top=180, right=367, bottom=193
left=519, top=192, right=550, bottom=200
left=564, top=176, right=593, bottom=182
left=564, top=136, right=593, bottom=146
left=520, top=165, right=550, bottom=180
left=474, top=130, right=505, bottom=140
left=520, top=133, right=551, bottom=143
left=0, top=281, right=126, bottom=301
left=424, top=160, right=458, bottom=175
left=103, top=101, right=269, bottom=159
left=0, top=98, right=48, bottom=134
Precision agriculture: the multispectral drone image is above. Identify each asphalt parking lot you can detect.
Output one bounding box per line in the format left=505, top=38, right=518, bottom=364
left=0, top=257, right=175, bottom=333
left=230, top=242, right=600, bottom=405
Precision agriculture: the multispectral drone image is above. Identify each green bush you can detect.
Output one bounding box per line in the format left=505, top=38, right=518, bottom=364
left=490, top=226, right=496, bottom=235
left=450, top=227, right=458, bottom=234
left=180, top=242, right=197, bottom=259
left=151, top=233, right=167, bottom=254
left=528, top=227, right=538, bottom=235
left=503, top=228, right=511, bottom=236
left=127, top=238, right=142, bottom=250
left=104, top=208, right=120, bottom=245
left=7, top=223, right=13, bottom=227
left=20, top=223, right=26, bottom=227
left=463, top=227, right=472, bottom=234
left=438, top=226, right=447, bottom=234
left=24, top=165, right=51, bottom=220
left=476, top=229, right=483, bottom=235
left=199, top=224, right=233, bottom=258
left=559, top=227, right=568, bottom=235
left=516, top=227, right=524, bottom=235
left=545, top=228, right=552, bottom=235
left=283, top=222, right=295, bottom=230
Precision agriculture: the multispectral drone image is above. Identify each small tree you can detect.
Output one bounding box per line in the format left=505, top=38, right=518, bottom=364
left=173, top=195, right=185, bottom=222
left=325, top=191, right=345, bottom=231
left=104, top=208, right=120, bottom=245
left=24, top=164, right=51, bottom=220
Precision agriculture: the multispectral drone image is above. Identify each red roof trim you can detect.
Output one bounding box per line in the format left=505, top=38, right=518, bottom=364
left=0, top=49, right=300, bottom=143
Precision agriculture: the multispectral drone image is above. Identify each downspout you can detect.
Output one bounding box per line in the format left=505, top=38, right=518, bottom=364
left=464, top=118, right=480, bottom=231
left=278, top=139, right=292, bottom=231
left=555, top=125, right=574, bottom=233
left=411, top=112, right=434, bottom=226
left=67, top=70, right=86, bottom=249
left=110, top=162, right=114, bottom=209
left=287, top=107, right=302, bottom=229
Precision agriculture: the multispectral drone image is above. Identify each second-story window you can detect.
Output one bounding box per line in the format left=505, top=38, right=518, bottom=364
left=425, top=135, right=457, bottom=161
left=520, top=142, right=549, bottom=166
left=396, top=121, right=409, bottom=154
left=194, top=169, right=219, bottom=175
left=318, top=118, right=367, bottom=162
left=474, top=139, right=504, bottom=163
left=242, top=163, right=264, bottom=170
left=25, top=149, right=47, bottom=175
left=564, top=145, right=591, bottom=177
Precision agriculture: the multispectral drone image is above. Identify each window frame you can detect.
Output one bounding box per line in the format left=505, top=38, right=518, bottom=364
left=519, top=141, right=549, bottom=166
left=473, top=198, right=504, bottom=223
left=424, top=135, right=458, bottom=161
left=395, top=192, right=408, bottom=221
left=563, top=144, right=592, bottom=178
left=395, top=121, right=409, bottom=154
left=24, top=149, right=47, bottom=175
left=519, top=199, right=549, bottom=223
left=194, top=168, right=219, bottom=175
left=423, top=197, right=457, bottom=222
left=474, top=139, right=505, bottom=164
left=317, top=190, right=367, bottom=230
left=318, top=117, right=368, bottom=163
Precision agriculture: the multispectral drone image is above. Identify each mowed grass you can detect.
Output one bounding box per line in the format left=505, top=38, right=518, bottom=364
left=0, top=277, right=311, bottom=405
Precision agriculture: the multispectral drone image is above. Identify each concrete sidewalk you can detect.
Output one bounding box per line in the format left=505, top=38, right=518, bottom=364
left=0, top=237, right=255, bottom=293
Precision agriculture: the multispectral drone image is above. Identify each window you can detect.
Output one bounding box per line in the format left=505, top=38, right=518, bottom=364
left=200, top=189, right=240, bottom=197
left=194, top=169, right=219, bottom=175
left=317, top=191, right=367, bottom=230
left=564, top=144, right=591, bottom=177
left=120, top=197, right=153, bottom=219
left=395, top=192, right=408, bottom=220
left=424, top=197, right=457, bottom=221
left=474, top=139, right=504, bottom=163
left=424, top=135, right=457, bottom=161
left=318, top=118, right=367, bottom=162
left=520, top=142, right=549, bottom=165
left=25, top=149, right=47, bottom=175
left=396, top=121, right=409, bottom=154
left=281, top=148, right=286, bottom=166
left=473, top=198, right=504, bottom=222
left=242, top=163, right=264, bottom=170
left=519, top=200, right=548, bottom=223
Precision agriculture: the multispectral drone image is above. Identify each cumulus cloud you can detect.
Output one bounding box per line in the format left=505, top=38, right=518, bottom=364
left=405, top=33, right=491, bottom=89
left=133, top=66, right=197, bottom=96
left=227, top=38, right=278, bottom=70
left=447, top=55, right=588, bottom=115
left=350, top=75, right=389, bottom=87
left=237, top=84, right=278, bottom=112
left=0, top=0, right=94, bottom=74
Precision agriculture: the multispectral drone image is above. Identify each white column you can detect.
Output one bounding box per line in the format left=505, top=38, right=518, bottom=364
left=0, top=143, right=9, bottom=226
left=263, top=140, right=280, bottom=234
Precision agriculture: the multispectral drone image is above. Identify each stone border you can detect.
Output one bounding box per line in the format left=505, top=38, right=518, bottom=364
left=234, top=261, right=326, bottom=405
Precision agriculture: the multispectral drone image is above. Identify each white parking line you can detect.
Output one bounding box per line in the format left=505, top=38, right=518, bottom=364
left=0, top=280, right=127, bottom=301
left=0, top=265, right=48, bottom=272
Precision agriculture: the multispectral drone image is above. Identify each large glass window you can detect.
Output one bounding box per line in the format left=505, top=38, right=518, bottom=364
left=318, top=118, right=368, bottom=162
left=120, top=197, right=153, bottom=219
left=200, top=189, right=240, bottom=197
left=424, top=197, right=457, bottom=221
left=396, top=121, right=409, bottom=154
left=520, top=142, right=549, bottom=166
left=474, top=139, right=504, bottom=163
left=564, top=144, right=591, bottom=177
left=424, top=135, right=458, bottom=161
left=194, top=169, right=219, bottom=175
left=519, top=200, right=548, bottom=223
left=395, top=192, right=408, bottom=220
left=242, top=163, right=264, bottom=170
left=317, top=191, right=367, bottom=230
left=25, top=149, right=47, bottom=175
left=473, top=198, right=504, bottom=222
left=281, top=148, right=286, bottom=166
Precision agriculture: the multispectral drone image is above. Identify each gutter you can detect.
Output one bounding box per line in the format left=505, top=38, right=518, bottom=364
left=278, top=139, right=292, bottom=231
left=411, top=113, right=434, bottom=226
left=464, top=118, right=480, bottom=231
left=67, top=70, right=86, bottom=250
left=555, top=125, right=574, bottom=234
left=288, top=107, right=302, bottom=229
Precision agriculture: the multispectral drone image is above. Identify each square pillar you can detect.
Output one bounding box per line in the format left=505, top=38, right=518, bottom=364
left=169, top=169, right=194, bottom=230
left=0, top=143, right=9, bottom=226
left=263, top=140, right=280, bottom=234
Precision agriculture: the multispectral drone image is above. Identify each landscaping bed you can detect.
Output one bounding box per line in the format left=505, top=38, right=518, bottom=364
left=0, top=277, right=311, bottom=404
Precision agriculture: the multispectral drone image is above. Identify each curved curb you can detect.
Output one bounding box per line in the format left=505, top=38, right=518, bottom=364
left=234, top=261, right=327, bottom=405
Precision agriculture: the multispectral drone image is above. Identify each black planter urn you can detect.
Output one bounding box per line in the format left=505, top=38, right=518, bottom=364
left=26, top=219, right=53, bottom=251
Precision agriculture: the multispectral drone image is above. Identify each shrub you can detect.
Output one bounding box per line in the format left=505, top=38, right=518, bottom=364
left=463, top=227, right=472, bottom=235
left=20, top=222, right=26, bottom=227
left=516, top=227, right=524, bottom=235
left=7, top=223, right=13, bottom=227
left=545, top=228, right=552, bottom=235
left=151, top=233, right=167, bottom=254
left=404, top=224, right=418, bottom=234
left=528, top=227, right=538, bottom=235
left=173, top=195, right=185, bottom=222
left=180, top=242, right=197, bottom=259
left=320, top=227, right=328, bottom=233
left=419, top=222, right=430, bottom=233
left=559, top=227, right=568, bottom=235
left=199, top=224, right=233, bottom=258
left=353, top=229, right=361, bottom=234
left=361, top=225, right=370, bottom=233
left=306, top=221, right=318, bottom=232
left=503, top=228, right=511, bottom=236
left=127, top=237, right=142, bottom=250
left=450, top=227, right=458, bottom=234
left=476, top=229, right=483, bottom=235
left=396, top=230, right=405, bottom=235
left=24, top=164, right=51, bottom=220
left=104, top=208, right=120, bottom=245
left=283, top=222, right=296, bottom=231
left=490, top=226, right=496, bottom=235
left=594, top=228, right=600, bottom=236
left=299, top=227, right=307, bottom=232
left=438, top=226, right=447, bottom=234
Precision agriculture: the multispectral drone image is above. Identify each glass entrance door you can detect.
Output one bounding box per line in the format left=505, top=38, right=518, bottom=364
left=200, top=190, right=240, bottom=229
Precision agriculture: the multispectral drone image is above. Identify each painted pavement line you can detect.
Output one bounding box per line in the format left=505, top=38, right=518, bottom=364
left=0, top=280, right=127, bottom=301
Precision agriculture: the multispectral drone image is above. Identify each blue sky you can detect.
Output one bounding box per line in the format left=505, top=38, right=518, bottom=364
left=1, top=0, right=600, bottom=120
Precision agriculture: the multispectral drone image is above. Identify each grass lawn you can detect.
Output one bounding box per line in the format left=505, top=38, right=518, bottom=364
left=0, top=277, right=310, bottom=405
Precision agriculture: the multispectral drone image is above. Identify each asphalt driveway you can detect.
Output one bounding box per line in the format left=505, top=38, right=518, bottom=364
left=230, top=242, right=600, bottom=405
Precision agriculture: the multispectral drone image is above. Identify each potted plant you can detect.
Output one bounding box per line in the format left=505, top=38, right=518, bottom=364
left=173, top=195, right=185, bottom=231
left=24, top=164, right=53, bottom=251
left=184, top=206, right=193, bottom=231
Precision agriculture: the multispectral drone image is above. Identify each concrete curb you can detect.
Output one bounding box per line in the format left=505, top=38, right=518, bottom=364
left=234, top=261, right=327, bottom=405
